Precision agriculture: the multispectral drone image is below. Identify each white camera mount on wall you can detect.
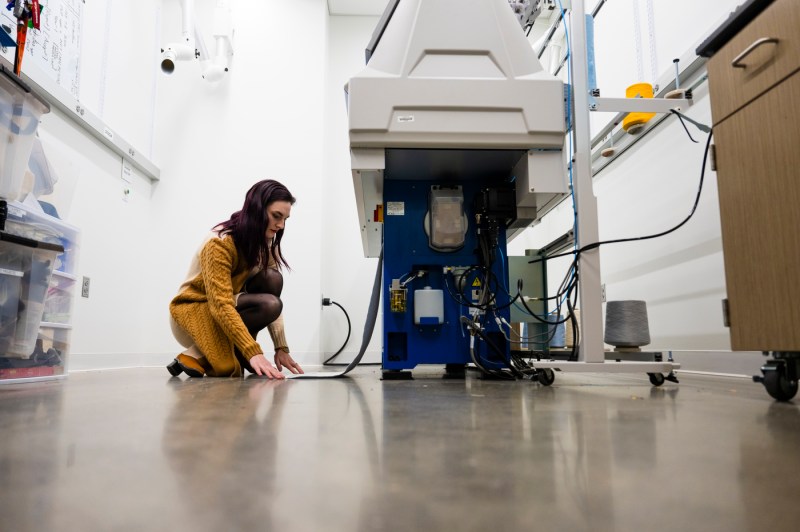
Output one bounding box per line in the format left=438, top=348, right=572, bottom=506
left=160, top=0, right=234, bottom=82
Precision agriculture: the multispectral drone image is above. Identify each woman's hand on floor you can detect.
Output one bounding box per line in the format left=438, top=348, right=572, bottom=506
left=275, top=349, right=304, bottom=374
left=249, top=354, right=286, bottom=379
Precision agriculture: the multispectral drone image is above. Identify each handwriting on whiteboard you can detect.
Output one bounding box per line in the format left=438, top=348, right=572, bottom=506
left=0, top=0, right=83, bottom=99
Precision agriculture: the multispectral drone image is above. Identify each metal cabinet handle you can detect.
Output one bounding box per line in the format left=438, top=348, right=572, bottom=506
left=731, top=37, right=779, bottom=68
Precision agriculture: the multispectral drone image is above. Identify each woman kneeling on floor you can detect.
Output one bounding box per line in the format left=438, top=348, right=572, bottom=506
left=167, top=179, right=304, bottom=379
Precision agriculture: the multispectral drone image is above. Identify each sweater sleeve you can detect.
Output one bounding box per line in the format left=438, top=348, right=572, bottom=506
left=267, top=315, right=288, bottom=351
left=200, top=238, right=262, bottom=359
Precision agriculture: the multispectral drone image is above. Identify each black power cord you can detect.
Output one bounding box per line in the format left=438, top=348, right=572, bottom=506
left=531, top=127, right=714, bottom=268
left=322, top=298, right=350, bottom=366
left=322, top=298, right=380, bottom=367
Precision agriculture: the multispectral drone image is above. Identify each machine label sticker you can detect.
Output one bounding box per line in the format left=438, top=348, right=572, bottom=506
left=397, top=115, right=415, bottom=123
left=472, top=278, right=481, bottom=287
left=386, top=202, right=405, bottom=216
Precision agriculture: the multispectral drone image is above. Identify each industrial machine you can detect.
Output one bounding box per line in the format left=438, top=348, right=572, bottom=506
left=346, top=0, right=687, bottom=381
left=346, top=0, right=566, bottom=378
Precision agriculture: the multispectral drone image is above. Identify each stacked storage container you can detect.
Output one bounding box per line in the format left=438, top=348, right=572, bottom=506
left=0, top=65, right=80, bottom=383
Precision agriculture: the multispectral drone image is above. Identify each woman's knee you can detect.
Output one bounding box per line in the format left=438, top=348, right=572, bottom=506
left=261, top=293, right=283, bottom=317
left=245, top=268, right=283, bottom=296
left=237, top=293, right=283, bottom=327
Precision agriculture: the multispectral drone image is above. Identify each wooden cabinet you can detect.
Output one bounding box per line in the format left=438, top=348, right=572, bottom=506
left=706, top=0, right=800, bottom=123
left=706, top=0, right=800, bottom=351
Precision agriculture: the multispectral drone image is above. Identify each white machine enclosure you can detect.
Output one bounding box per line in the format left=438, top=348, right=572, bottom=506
left=346, top=0, right=568, bottom=257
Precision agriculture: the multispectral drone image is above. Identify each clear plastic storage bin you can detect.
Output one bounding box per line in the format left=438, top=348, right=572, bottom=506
left=0, top=323, right=70, bottom=381
left=3, top=200, right=79, bottom=276
left=0, top=232, right=63, bottom=361
left=0, top=253, right=23, bottom=355
left=0, top=66, right=50, bottom=201
left=42, top=271, right=76, bottom=324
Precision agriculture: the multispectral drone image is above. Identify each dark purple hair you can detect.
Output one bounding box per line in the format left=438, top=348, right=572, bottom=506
left=214, top=179, right=296, bottom=270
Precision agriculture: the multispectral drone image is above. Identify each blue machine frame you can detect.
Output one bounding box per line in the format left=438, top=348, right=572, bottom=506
left=382, top=177, right=511, bottom=371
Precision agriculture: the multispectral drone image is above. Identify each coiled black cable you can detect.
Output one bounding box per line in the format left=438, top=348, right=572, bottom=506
left=322, top=299, right=353, bottom=366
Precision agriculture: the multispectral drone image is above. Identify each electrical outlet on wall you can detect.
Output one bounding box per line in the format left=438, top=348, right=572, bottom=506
left=82, top=276, right=90, bottom=298
left=601, top=283, right=606, bottom=303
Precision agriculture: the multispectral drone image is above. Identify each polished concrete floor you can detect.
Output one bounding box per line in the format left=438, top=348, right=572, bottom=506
left=1, top=367, right=799, bottom=532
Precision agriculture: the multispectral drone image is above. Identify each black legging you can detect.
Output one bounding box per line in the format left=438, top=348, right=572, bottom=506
left=234, top=268, right=283, bottom=372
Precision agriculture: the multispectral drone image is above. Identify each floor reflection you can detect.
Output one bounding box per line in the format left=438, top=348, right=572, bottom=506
left=740, top=402, right=800, bottom=531
left=162, top=377, right=289, bottom=530
left=0, top=381, right=65, bottom=531
left=360, top=375, right=625, bottom=530
left=2, top=368, right=800, bottom=531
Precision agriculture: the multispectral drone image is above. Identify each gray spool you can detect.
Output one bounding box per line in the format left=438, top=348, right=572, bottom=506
left=604, top=300, right=651, bottom=348
left=549, top=318, right=566, bottom=348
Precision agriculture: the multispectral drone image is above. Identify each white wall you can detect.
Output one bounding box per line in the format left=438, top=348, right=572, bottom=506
left=321, top=15, right=382, bottom=364
left=590, top=0, right=743, bottom=102
left=36, top=0, right=329, bottom=368
left=146, top=0, right=328, bottom=366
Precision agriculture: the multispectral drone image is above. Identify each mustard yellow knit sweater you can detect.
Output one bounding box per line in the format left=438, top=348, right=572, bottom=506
left=169, top=234, right=288, bottom=377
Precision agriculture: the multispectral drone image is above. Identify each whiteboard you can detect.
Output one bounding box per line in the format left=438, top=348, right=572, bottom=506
left=0, top=0, right=82, bottom=100
left=0, top=0, right=159, bottom=181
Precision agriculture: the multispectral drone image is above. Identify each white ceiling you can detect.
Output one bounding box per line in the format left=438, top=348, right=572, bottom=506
left=327, top=1, right=562, bottom=28
left=327, top=0, right=390, bottom=16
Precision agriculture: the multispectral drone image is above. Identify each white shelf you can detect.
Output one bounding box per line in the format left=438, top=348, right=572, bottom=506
left=39, top=322, right=73, bottom=330
left=52, top=270, right=79, bottom=282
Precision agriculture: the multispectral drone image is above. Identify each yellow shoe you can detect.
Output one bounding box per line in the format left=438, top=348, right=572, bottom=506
left=166, top=354, right=209, bottom=378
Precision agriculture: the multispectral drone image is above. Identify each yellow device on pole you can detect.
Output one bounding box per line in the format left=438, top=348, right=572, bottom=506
left=622, top=82, right=656, bottom=135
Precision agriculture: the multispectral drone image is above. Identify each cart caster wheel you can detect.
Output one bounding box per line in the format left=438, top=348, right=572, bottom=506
left=381, top=370, right=413, bottom=381
left=762, top=369, right=798, bottom=401
left=648, top=372, right=665, bottom=386
left=537, top=368, right=555, bottom=386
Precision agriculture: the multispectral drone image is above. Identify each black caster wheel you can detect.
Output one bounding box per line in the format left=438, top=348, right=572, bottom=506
left=537, top=368, right=555, bottom=386
left=443, top=364, right=466, bottom=380
left=763, top=369, right=798, bottom=401
left=648, top=372, right=665, bottom=386
left=381, top=370, right=413, bottom=381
